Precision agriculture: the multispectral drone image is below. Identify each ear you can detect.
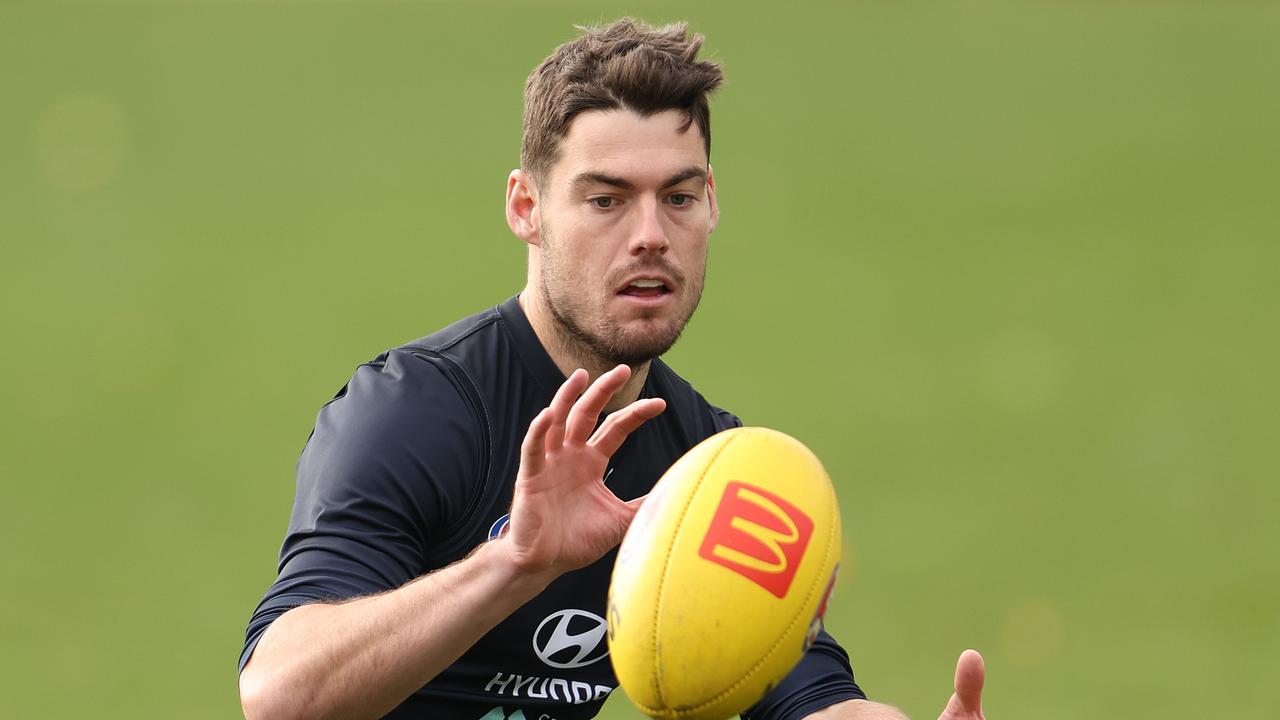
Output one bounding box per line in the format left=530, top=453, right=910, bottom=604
left=706, top=165, right=720, bottom=234
left=506, top=169, right=542, bottom=246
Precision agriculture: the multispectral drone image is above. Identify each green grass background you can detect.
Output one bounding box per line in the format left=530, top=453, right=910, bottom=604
left=2, top=1, right=1277, bottom=717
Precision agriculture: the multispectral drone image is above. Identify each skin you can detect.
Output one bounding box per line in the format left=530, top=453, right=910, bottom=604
left=506, top=108, right=717, bottom=410
left=238, top=107, right=988, bottom=720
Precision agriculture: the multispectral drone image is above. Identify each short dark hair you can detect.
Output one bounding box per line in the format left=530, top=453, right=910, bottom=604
left=521, top=18, right=725, bottom=183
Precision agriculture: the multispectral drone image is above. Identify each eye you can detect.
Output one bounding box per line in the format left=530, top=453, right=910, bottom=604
left=669, top=193, right=695, bottom=207
left=590, top=197, right=615, bottom=209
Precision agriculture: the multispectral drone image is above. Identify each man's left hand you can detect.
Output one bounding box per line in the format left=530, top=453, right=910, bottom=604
left=937, top=650, right=985, bottom=720
left=804, top=649, right=986, bottom=720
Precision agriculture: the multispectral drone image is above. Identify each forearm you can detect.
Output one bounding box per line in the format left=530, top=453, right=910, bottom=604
left=239, top=539, right=554, bottom=720
left=805, top=698, right=911, bottom=720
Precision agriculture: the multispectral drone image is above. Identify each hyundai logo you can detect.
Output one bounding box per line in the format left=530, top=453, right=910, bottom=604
left=532, top=609, right=609, bottom=669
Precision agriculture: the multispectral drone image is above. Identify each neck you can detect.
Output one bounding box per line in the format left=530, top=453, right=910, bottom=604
left=518, top=289, right=651, bottom=413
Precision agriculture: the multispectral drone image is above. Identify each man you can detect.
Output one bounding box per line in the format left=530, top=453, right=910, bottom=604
left=239, top=19, right=986, bottom=720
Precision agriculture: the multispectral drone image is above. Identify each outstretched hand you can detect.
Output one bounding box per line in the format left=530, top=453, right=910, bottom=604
left=503, top=365, right=665, bottom=577
left=801, top=649, right=986, bottom=719
left=938, top=650, right=985, bottom=720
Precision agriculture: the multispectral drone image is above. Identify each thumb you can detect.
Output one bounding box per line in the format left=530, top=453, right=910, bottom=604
left=947, top=649, right=985, bottom=716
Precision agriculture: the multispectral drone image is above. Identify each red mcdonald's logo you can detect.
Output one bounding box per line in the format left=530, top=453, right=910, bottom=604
left=697, top=481, right=814, bottom=598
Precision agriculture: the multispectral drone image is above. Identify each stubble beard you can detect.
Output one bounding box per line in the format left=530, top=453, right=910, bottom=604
left=538, top=236, right=704, bottom=369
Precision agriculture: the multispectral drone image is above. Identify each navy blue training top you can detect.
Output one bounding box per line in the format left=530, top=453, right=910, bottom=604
left=241, top=296, right=866, bottom=719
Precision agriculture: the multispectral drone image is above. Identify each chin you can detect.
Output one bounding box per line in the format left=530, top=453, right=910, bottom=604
left=606, top=322, right=687, bottom=365
left=545, top=287, right=699, bottom=366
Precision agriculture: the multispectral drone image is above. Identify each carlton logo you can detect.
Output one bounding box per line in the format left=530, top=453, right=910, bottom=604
left=697, top=481, right=814, bottom=598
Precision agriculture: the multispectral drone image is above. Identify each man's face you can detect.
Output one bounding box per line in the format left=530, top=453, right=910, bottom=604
left=533, top=108, right=718, bottom=366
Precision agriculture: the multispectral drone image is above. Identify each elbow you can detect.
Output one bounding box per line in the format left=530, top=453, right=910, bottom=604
left=238, top=680, right=265, bottom=720
left=240, top=608, right=343, bottom=720
left=238, top=666, right=276, bottom=720
left=239, top=662, right=309, bottom=720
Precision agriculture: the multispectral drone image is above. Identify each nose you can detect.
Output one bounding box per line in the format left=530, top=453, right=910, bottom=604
left=628, top=196, right=669, bottom=256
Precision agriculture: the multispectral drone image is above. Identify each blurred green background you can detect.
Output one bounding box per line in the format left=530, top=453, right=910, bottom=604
left=3, top=0, right=1278, bottom=717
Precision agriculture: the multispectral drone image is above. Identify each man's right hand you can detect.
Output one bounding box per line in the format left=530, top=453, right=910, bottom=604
left=502, top=364, right=666, bottom=576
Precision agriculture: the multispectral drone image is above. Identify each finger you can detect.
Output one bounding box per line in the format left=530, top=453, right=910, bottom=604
left=591, top=394, right=665, bottom=450
left=545, top=369, right=588, bottom=452
left=589, top=397, right=665, bottom=455
left=589, top=397, right=666, bottom=457
left=589, top=396, right=659, bottom=449
left=519, top=408, right=551, bottom=476
left=953, top=649, right=985, bottom=713
left=565, top=365, right=631, bottom=444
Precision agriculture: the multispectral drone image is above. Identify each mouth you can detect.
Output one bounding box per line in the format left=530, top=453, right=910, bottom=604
left=616, top=276, right=675, bottom=301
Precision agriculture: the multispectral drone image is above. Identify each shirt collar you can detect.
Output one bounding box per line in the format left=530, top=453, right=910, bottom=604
left=496, top=294, right=568, bottom=396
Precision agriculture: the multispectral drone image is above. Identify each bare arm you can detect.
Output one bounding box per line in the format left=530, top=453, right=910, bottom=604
left=239, top=365, right=664, bottom=720
left=238, top=540, right=553, bottom=720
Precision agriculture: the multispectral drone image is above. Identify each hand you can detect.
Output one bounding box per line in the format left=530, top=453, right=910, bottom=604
left=503, top=365, right=666, bottom=576
left=937, top=649, right=985, bottom=720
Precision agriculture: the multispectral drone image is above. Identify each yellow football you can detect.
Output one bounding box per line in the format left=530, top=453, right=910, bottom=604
left=607, top=427, right=842, bottom=720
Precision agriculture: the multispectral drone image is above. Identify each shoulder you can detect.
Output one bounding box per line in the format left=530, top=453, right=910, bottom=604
left=395, top=301, right=542, bottom=403
left=287, top=342, right=496, bottom=569
left=312, top=347, right=480, bottom=445
left=397, top=303, right=504, bottom=358
left=298, top=343, right=488, bottom=523
left=296, top=301, right=519, bottom=511
left=314, top=302, right=509, bottom=446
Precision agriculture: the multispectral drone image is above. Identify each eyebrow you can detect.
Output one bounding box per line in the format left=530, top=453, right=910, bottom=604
left=661, top=166, right=708, bottom=189
left=568, top=166, right=708, bottom=193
